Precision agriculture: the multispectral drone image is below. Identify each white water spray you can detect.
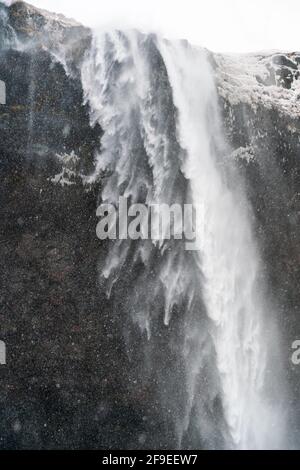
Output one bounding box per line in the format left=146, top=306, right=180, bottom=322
left=159, top=39, right=286, bottom=449
left=82, top=30, right=286, bottom=449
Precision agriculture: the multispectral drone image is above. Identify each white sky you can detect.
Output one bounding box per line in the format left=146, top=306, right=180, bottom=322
left=10, top=0, right=300, bottom=53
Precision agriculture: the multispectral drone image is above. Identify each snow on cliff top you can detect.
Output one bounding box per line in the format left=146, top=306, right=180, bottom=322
left=26, top=3, right=81, bottom=29
left=1, top=0, right=81, bottom=28
left=2, top=2, right=299, bottom=119
left=215, top=52, right=300, bottom=118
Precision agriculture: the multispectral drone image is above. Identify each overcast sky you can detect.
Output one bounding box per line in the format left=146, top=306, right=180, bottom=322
left=8, top=0, right=300, bottom=53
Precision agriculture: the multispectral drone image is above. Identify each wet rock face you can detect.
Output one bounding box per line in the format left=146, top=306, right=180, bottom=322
left=0, top=1, right=157, bottom=450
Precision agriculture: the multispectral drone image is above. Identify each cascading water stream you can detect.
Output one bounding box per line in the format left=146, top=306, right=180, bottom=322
left=81, top=30, right=286, bottom=449
left=159, top=40, right=285, bottom=449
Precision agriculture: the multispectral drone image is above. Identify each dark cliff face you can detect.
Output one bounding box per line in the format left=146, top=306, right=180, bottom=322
left=0, top=1, right=157, bottom=449
left=0, top=1, right=300, bottom=449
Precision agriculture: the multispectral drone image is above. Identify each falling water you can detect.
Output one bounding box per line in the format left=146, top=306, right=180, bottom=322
left=81, top=30, right=286, bottom=449
left=159, top=40, right=287, bottom=449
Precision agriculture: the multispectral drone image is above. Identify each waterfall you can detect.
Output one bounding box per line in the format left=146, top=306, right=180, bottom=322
left=81, top=30, right=286, bottom=449
left=159, top=40, right=286, bottom=449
